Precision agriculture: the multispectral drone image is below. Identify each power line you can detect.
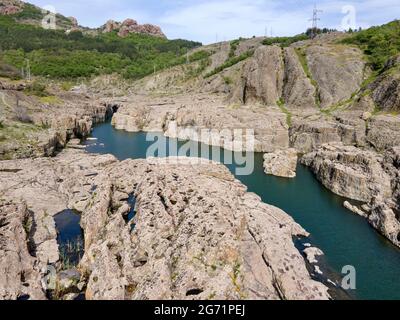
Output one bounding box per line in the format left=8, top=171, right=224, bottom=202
left=309, top=4, right=323, bottom=38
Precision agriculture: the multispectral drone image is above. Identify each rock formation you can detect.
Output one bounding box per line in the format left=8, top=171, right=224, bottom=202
left=101, top=18, right=166, bottom=38
left=304, top=44, right=365, bottom=108
left=0, top=201, right=46, bottom=300
left=0, top=0, right=24, bottom=15
left=102, top=19, right=120, bottom=33
left=283, top=47, right=317, bottom=109
left=111, top=93, right=290, bottom=152
left=263, top=149, right=298, bottom=178
left=368, top=55, right=400, bottom=112
left=301, top=143, right=400, bottom=247
left=0, top=149, right=331, bottom=300
left=231, top=46, right=284, bottom=105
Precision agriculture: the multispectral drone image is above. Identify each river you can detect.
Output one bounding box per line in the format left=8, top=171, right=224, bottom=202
left=84, top=121, right=400, bottom=300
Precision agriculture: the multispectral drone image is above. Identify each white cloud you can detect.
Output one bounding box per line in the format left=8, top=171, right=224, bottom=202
left=27, top=0, right=400, bottom=43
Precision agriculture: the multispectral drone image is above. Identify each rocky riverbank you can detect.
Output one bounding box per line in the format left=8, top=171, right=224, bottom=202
left=0, top=79, right=119, bottom=160
left=0, top=149, right=331, bottom=300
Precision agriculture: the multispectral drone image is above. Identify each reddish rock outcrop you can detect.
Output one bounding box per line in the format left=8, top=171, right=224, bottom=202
left=0, top=0, right=24, bottom=15
left=101, top=18, right=165, bottom=38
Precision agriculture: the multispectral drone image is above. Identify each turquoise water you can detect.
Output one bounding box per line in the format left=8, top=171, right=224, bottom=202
left=84, top=122, right=400, bottom=300
left=54, top=209, right=84, bottom=265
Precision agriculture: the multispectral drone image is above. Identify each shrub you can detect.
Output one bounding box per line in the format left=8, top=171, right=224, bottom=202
left=204, top=50, right=254, bottom=78
left=262, top=34, right=309, bottom=47
left=24, top=80, right=48, bottom=97
left=341, top=20, right=400, bottom=70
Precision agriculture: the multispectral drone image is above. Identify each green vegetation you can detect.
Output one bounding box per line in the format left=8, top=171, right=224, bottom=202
left=0, top=57, right=21, bottom=80
left=294, top=47, right=321, bottom=107
left=0, top=14, right=201, bottom=80
left=40, top=96, right=62, bottom=105
left=205, top=50, right=254, bottom=78
left=341, top=20, right=400, bottom=70
left=223, top=76, right=233, bottom=85
left=24, top=80, right=49, bottom=97
left=262, top=34, right=309, bottom=47
left=277, top=98, right=292, bottom=127
left=12, top=3, right=44, bottom=22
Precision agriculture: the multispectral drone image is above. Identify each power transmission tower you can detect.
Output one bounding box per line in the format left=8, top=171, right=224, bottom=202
left=309, top=4, right=323, bottom=38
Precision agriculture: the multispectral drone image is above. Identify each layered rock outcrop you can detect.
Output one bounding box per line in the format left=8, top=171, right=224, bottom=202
left=0, top=149, right=331, bottom=300
left=0, top=201, right=45, bottom=300
left=368, top=55, right=400, bottom=112
left=0, top=88, right=116, bottom=160
left=304, top=45, right=365, bottom=108
left=301, top=143, right=392, bottom=202
left=289, top=112, right=367, bottom=153
left=111, top=94, right=289, bottom=152
left=301, top=144, right=400, bottom=247
left=231, top=46, right=284, bottom=105
left=263, top=149, right=298, bottom=178
left=366, top=115, right=400, bottom=151
left=283, top=47, right=317, bottom=109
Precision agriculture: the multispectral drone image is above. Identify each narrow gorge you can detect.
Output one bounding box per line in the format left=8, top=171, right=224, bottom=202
left=0, top=0, right=399, bottom=301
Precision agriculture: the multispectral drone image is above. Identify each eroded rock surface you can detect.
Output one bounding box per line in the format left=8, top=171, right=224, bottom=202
left=305, top=44, right=365, bottom=108
left=0, top=201, right=45, bottom=300
left=368, top=55, right=400, bottom=112
left=302, top=144, right=400, bottom=247
left=0, top=150, right=331, bottom=300
left=263, top=149, right=298, bottom=178
left=112, top=94, right=290, bottom=152
left=283, top=47, right=317, bottom=109
left=232, top=46, right=284, bottom=105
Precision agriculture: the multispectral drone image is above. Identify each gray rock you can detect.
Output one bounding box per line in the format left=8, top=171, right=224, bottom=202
left=302, top=143, right=400, bottom=248
left=231, top=45, right=284, bottom=105
left=305, top=44, right=365, bottom=108
left=343, top=201, right=367, bottom=217
left=367, top=115, right=400, bottom=151
left=0, top=201, right=46, bottom=300
left=0, top=149, right=331, bottom=300
left=283, top=47, right=317, bottom=109
left=301, top=143, right=392, bottom=202
left=263, top=149, right=298, bottom=178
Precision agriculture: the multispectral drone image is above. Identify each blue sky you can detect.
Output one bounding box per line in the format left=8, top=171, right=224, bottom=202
left=28, top=0, right=400, bottom=44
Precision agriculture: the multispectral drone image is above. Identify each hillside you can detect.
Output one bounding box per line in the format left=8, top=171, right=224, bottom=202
left=0, top=1, right=202, bottom=79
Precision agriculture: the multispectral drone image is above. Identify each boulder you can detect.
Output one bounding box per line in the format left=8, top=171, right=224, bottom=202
left=102, top=20, right=121, bottom=33
left=263, top=149, right=298, bottom=178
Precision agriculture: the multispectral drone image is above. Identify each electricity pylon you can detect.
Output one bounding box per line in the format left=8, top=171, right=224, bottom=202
left=309, top=4, right=323, bottom=38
